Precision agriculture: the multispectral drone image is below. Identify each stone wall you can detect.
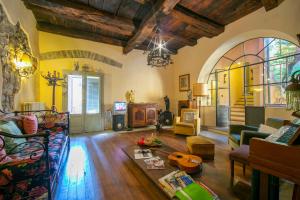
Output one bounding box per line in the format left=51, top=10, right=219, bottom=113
left=0, top=4, right=32, bottom=111
left=40, top=50, right=123, bottom=68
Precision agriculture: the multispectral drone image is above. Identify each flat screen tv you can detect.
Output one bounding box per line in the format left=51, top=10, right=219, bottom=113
left=114, top=102, right=127, bottom=113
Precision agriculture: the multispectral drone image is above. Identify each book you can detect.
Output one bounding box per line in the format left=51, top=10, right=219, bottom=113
left=144, top=156, right=165, bottom=169
left=134, top=149, right=153, bottom=159
left=158, top=170, right=219, bottom=200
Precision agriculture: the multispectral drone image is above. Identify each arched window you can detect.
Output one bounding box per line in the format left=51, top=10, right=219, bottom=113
left=206, top=38, right=300, bottom=107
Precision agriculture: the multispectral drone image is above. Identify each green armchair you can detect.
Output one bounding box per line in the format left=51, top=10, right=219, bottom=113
left=229, top=118, right=290, bottom=149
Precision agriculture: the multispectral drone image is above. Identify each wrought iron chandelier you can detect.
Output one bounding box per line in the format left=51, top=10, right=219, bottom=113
left=145, top=27, right=173, bottom=68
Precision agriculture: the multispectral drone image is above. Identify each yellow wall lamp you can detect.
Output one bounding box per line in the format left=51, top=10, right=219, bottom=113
left=8, top=24, right=37, bottom=78
left=11, top=51, right=37, bottom=78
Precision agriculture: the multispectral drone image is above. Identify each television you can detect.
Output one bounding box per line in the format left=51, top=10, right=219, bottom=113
left=113, top=101, right=127, bottom=114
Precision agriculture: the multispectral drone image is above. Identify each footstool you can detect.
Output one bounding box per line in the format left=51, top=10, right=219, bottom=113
left=229, top=145, right=249, bottom=186
left=186, top=136, right=215, bottom=160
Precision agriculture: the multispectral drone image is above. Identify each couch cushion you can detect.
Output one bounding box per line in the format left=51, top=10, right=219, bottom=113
left=176, top=122, right=194, bottom=127
left=229, top=133, right=241, bottom=144
left=22, top=115, right=38, bottom=134
left=182, top=112, right=195, bottom=123
left=0, top=121, right=26, bottom=152
left=258, top=124, right=278, bottom=134
left=0, top=130, right=67, bottom=185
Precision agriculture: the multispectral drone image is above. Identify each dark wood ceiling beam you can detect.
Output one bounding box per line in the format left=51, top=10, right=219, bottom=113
left=123, top=0, right=181, bottom=54
left=133, top=0, right=150, bottom=4
left=155, top=31, right=197, bottom=46
left=23, top=0, right=135, bottom=36
left=37, top=22, right=161, bottom=52
left=171, top=5, right=224, bottom=37
left=37, top=22, right=127, bottom=47
left=261, top=0, right=284, bottom=11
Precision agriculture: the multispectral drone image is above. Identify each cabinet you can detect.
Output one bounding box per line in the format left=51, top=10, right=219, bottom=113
left=128, top=103, right=158, bottom=128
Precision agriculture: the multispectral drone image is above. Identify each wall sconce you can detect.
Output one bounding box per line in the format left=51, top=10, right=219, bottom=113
left=12, top=51, right=37, bottom=78
left=8, top=23, right=37, bottom=78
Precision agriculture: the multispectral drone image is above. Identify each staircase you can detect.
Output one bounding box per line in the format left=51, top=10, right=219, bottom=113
left=230, top=94, right=254, bottom=125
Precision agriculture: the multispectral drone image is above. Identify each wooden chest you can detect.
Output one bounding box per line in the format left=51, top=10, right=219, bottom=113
left=128, top=103, right=158, bottom=128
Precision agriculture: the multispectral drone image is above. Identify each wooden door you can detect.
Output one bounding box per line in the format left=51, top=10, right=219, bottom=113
left=146, top=107, right=156, bottom=125
left=133, top=107, right=146, bottom=127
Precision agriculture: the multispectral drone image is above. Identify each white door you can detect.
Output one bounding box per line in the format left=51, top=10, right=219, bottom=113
left=64, top=72, right=103, bottom=134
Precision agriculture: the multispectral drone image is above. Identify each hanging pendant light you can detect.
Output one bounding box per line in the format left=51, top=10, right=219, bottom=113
left=145, top=27, right=173, bottom=68
left=286, top=70, right=300, bottom=111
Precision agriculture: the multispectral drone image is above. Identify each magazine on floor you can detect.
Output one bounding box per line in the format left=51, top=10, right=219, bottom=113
left=134, top=149, right=153, bottom=159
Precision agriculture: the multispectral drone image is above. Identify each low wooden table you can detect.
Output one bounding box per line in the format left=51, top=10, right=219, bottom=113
left=122, top=144, right=202, bottom=198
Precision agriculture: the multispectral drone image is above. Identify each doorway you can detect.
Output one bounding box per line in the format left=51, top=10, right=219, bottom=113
left=63, top=72, right=103, bottom=134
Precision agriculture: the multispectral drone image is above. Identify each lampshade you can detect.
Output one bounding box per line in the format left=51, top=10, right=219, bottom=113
left=193, top=83, right=209, bottom=97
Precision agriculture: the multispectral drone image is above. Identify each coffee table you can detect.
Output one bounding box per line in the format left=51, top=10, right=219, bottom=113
left=122, top=144, right=203, bottom=198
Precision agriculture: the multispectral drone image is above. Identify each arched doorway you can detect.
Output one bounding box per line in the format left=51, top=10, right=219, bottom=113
left=204, top=37, right=300, bottom=127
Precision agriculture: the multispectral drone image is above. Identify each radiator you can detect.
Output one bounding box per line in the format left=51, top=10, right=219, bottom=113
left=22, top=102, right=45, bottom=111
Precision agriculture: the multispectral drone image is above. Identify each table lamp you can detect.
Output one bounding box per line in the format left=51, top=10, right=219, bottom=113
left=193, top=83, right=209, bottom=118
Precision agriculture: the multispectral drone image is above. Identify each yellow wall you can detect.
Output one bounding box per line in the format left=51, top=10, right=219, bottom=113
left=230, top=67, right=244, bottom=106
left=0, top=0, right=38, bottom=110
left=171, top=0, right=300, bottom=124
left=38, top=32, right=174, bottom=112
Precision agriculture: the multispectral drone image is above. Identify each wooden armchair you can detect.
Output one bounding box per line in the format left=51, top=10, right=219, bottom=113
left=173, top=108, right=200, bottom=135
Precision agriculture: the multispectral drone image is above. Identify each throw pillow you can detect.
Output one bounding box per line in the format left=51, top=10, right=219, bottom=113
left=0, top=121, right=26, bottom=153
left=22, top=115, right=38, bottom=134
left=258, top=124, right=278, bottom=134
left=0, top=136, right=10, bottom=163
left=183, top=112, right=195, bottom=123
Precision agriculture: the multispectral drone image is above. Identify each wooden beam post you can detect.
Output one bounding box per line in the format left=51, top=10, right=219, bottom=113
left=171, top=5, right=224, bottom=37
left=123, top=0, right=181, bottom=54
left=23, top=0, right=135, bottom=36
left=37, top=22, right=127, bottom=47
left=261, top=0, right=285, bottom=11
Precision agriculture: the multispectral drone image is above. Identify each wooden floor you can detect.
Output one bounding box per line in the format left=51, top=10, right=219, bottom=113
left=54, top=130, right=249, bottom=200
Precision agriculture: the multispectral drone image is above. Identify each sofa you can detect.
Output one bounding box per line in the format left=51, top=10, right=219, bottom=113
left=0, top=110, right=70, bottom=200
left=229, top=118, right=290, bottom=149
left=174, top=108, right=200, bottom=136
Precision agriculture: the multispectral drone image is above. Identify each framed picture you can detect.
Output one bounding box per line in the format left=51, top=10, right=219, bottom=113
left=179, top=74, right=190, bottom=91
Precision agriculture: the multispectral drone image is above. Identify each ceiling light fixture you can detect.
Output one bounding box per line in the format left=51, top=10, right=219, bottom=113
left=145, top=27, right=173, bottom=68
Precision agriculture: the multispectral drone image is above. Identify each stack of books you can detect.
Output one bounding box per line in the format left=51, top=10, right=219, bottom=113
left=158, top=170, right=218, bottom=200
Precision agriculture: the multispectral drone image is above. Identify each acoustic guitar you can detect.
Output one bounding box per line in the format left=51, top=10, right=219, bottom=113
left=168, top=152, right=202, bottom=174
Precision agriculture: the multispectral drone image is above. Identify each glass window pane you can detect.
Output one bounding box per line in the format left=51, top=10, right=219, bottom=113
left=68, top=75, right=82, bottom=114
left=86, top=76, right=100, bottom=114
left=245, top=86, right=264, bottom=106
left=265, top=84, right=286, bottom=105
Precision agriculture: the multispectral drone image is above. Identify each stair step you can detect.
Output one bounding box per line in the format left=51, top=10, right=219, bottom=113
left=232, top=105, right=244, bottom=107
left=230, top=121, right=245, bottom=125
left=231, top=112, right=245, bottom=117
left=237, top=99, right=254, bottom=102
left=230, top=116, right=245, bottom=121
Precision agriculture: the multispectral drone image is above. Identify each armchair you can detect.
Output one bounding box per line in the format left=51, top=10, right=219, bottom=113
left=229, top=118, right=290, bottom=149
left=173, top=108, right=200, bottom=136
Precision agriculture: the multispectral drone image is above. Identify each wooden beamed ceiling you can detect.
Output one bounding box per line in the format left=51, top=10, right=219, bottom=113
left=22, top=0, right=285, bottom=54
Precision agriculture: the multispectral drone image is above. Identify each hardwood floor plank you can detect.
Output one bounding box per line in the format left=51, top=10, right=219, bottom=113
left=56, top=130, right=249, bottom=200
